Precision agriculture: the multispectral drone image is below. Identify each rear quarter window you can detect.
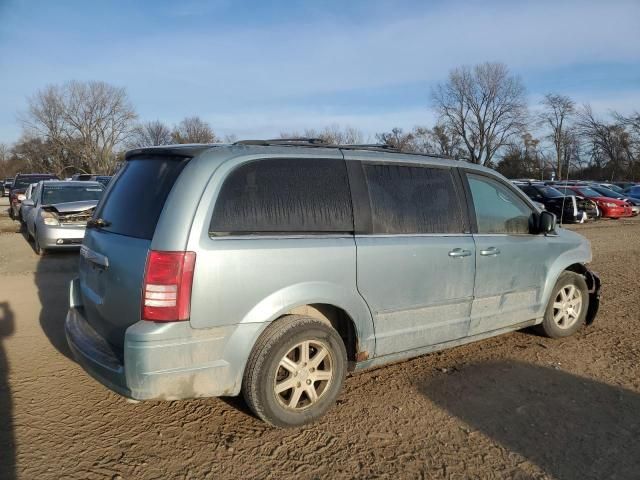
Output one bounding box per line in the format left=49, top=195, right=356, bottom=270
left=94, top=156, right=189, bottom=239
left=210, top=157, right=353, bottom=235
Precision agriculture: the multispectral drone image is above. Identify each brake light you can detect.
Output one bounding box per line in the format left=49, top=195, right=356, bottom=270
left=142, top=251, right=196, bottom=322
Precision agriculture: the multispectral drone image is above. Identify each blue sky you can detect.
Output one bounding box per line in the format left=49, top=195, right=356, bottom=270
left=0, top=0, right=639, bottom=143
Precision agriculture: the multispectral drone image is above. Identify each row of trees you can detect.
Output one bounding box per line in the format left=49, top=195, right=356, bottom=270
left=0, top=80, right=226, bottom=177
left=1, top=63, right=639, bottom=180
left=373, top=64, right=640, bottom=181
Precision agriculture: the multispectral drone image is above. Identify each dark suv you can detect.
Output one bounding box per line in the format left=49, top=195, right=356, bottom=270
left=514, top=182, right=590, bottom=223
left=9, top=173, right=58, bottom=220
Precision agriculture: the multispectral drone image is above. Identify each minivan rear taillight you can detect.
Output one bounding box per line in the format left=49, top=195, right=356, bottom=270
left=142, top=251, right=196, bottom=322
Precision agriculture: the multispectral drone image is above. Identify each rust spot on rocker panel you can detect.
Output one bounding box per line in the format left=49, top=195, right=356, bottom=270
left=356, top=350, right=369, bottom=362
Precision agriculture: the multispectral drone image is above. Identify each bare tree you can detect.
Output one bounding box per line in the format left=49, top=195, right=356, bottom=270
left=280, top=125, right=365, bottom=144
left=576, top=105, right=632, bottom=180
left=375, top=127, right=416, bottom=151
left=128, top=120, right=172, bottom=148
left=419, top=124, right=463, bottom=157
left=22, top=80, right=137, bottom=174
left=0, top=143, right=9, bottom=164
left=614, top=111, right=640, bottom=178
left=431, top=62, right=527, bottom=166
left=171, top=116, right=217, bottom=144
left=539, top=93, right=575, bottom=178
left=375, top=124, right=463, bottom=157
left=614, top=111, right=640, bottom=134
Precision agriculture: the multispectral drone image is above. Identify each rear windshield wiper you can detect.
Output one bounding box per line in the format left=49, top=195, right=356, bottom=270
left=86, top=218, right=111, bottom=229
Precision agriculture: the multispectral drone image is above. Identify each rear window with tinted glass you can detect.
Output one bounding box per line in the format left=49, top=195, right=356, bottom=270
left=94, top=156, right=189, bottom=239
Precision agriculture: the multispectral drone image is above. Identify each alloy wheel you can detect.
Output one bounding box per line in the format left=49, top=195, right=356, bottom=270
left=273, top=340, right=334, bottom=410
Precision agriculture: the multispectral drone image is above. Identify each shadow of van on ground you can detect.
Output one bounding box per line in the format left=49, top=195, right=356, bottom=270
left=35, top=251, right=80, bottom=361
left=419, top=360, right=640, bottom=480
left=0, top=301, right=16, bottom=480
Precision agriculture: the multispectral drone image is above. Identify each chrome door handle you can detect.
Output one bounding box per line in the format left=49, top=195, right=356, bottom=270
left=480, top=247, right=500, bottom=256
left=448, top=248, right=472, bottom=258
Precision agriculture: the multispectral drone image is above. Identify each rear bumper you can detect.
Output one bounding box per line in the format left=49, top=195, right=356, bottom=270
left=39, top=225, right=86, bottom=248
left=66, top=307, right=131, bottom=397
left=66, top=279, right=264, bottom=400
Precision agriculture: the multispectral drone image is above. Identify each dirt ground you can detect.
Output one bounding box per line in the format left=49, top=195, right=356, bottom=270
left=0, top=196, right=639, bottom=480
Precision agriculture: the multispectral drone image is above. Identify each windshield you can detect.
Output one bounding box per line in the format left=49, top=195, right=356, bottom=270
left=575, top=187, right=601, bottom=197
left=537, top=186, right=564, bottom=198
left=592, top=186, right=621, bottom=198
left=42, top=185, right=104, bottom=205
left=14, top=176, right=56, bottom=189
left=604, top=184, right=624, bottom=193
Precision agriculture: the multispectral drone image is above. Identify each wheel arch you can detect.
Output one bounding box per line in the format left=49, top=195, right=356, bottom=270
left=543, top=261, right=601, bottom=326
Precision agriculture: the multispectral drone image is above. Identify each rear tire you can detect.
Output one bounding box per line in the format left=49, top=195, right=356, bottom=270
left=242, top=315, right=347, bottom=428
left=537, top=271, right=588, bottom=338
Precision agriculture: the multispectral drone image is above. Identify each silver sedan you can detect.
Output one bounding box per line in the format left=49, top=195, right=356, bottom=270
left=23, top=180, right=105, bottom=255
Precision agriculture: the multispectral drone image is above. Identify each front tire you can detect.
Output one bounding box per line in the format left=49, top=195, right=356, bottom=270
left=537, top=271, right=589, bottom=338
left=242, top=315, right=347, bottom=428
left=34, top=230, right=47, bottom=256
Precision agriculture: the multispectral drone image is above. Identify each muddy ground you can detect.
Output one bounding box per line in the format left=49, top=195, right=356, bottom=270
left=0, top=196, right=638, bottom=480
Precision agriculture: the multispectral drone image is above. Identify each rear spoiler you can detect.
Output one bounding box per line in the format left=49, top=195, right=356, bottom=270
left=125, top=145, right=216, bottom=160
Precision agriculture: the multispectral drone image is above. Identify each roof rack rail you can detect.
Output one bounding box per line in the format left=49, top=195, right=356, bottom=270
left=234, top=138, right=327, bottom=146
left=233, top=138, right=401, bottom=153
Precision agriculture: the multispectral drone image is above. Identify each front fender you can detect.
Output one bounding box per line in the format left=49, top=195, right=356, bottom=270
left=538, top=231, right=594, bottom=319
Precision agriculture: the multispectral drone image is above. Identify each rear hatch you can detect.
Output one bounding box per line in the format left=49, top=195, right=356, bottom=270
left=78, top=154, right=190, bottom=349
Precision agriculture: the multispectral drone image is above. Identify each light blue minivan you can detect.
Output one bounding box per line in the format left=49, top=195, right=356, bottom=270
left=66, top=140, right=601, bottom=427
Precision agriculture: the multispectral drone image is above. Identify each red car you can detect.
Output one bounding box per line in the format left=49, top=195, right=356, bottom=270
left=557, top=185, right=633, bottom=218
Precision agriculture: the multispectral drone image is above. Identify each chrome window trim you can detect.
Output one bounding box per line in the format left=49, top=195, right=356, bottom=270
left=355, top=233, right=473, bottom=238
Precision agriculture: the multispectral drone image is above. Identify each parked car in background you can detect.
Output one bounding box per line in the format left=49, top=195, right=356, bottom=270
left=623, top=185, right=640, bottom=201
left=95, top=175, right=112, bottom=187
left=71, top=173, right=112, bottom=186
left=614, top=182, right=638, bottom=191
left=23, top=180, right=104, bottom=255
left=19, top=183, right=39, bottom=225
left=514, top=182, right=587, bottom=223
left=589, top=185, right=640, bottom=216
left=66, top=141, right=601, bottom=428
left=554, top=185, right=633, bottom=219
left=9, top=173, right=58, bottom=220
left=3, top=178, right=14, bottom=196
left=597, top=183, right=625, bottom=195
left=71, top=173, right=98, bottom=181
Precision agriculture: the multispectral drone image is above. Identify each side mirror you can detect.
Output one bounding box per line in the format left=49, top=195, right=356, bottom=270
left=538, top=210, right=556, bottom=234
left=22, top=199, right=34, bottom=207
